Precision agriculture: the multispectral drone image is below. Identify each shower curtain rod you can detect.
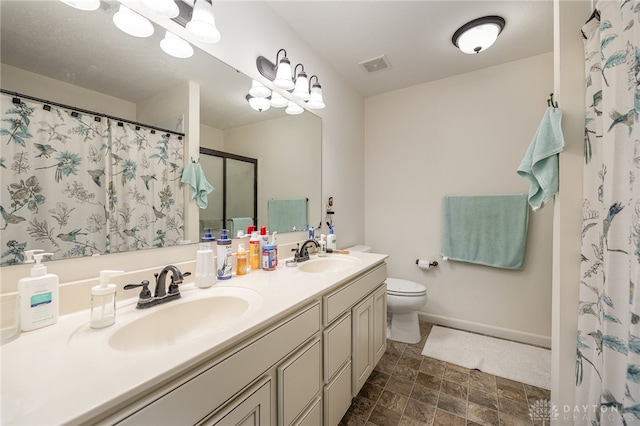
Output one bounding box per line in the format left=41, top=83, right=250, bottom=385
left=0, top=89, right=185, bottom=138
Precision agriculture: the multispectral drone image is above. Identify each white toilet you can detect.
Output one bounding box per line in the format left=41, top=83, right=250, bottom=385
left=347, top=246, right=428, bottom=344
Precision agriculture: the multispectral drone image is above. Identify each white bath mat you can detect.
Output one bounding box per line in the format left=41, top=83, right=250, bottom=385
left=421, top=326, right=551, bottom=390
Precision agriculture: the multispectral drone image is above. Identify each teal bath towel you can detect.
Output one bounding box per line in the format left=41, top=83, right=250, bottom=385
left=517, top=107, right=564, bottom=211
left=181, top=162, right=214, bottom=209
left=268, top=198, right=307, bottom=233
left=440, top=194, right=529, bottom=269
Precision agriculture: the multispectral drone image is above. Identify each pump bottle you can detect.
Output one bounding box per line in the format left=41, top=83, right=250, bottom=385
left=18, top=250, right=59, bottom=331
left=196, top=228, right=216, bottom=288
left=90, top=270, right=124, bottom=329
left=327, top=227, right=337, bottom=250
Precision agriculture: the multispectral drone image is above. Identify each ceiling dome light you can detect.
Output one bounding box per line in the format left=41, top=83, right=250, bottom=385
left=186, top=0, right=221, bottom=44
left=113, top=4, right=154, bottom=38
left=270, top=91, right=288, bottom=108
left=452, top=16, right=505, bottom=54
left=249, top=80, right=271, bottom=98
left=59, top=0, right=100, bottom=11
left=246, top=94, right=271, bottom=112
left=141, top=0, right=179, bottom=18
left=285, top=100, right=304, bottom=115
left=160, top=31, right=194, bottom=59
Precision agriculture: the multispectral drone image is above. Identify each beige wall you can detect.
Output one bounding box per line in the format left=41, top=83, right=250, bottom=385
left=365, top=52, right=554, bottom=346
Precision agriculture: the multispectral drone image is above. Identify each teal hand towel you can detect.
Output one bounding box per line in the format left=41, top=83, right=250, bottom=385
left=227, top=217, right=253, bottom=237
left=440, top=194, right=529, bottom=269
left=180, top=162, right=214, bottom=209
left=517, top=107, right=564, bottom=211
left=268, top=198, right=307, bottom=233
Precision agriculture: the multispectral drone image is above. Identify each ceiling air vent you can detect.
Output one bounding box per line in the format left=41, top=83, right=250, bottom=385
left=359, top=55, right=391, bottom=73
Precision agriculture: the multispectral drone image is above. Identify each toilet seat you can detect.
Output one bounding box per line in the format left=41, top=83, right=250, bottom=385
left=386, top=278, right=426, bottom=297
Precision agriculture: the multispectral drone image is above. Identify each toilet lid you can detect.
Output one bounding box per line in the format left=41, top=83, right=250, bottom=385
left=386, top=278, right=427, bottom=296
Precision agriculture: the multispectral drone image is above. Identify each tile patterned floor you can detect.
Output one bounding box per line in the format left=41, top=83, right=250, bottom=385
left=340, top=322, right=551, bottom=426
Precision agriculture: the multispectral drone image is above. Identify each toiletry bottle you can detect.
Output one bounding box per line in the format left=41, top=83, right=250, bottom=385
left=259, top=226, right=269, bottom=254
left=249, top=231, right=261, bottom=270
left=319, top=234, right=327, bottom=257
left=327, top=227, right=337, bottom=250
left=90, top=270, right=124, bottom=329
left=217, top=229, right=232, bottom=280
left=262, top=243, right=277, bottom=271
left=196, top=228, right=216, bottom=288
left=18, top=252, right=58, bottom=331
left=236, top=243, right=248, bottom=276
left=271, top=231, right=278, bottom=267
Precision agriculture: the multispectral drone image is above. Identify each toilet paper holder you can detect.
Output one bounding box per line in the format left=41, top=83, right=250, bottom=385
left=415, top=259, right=438, bottom=269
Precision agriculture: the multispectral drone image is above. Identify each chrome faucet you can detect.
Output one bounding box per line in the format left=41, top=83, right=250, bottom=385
left=125, top=265, right=190, bottom=309
left=294, top=239, right=320, bottom=262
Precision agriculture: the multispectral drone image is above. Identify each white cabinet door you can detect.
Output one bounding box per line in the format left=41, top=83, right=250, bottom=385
left=351, top=283, right=387, bottom=396
left=323, top=361, right=352, bottom=426
left=372, top=284, right=387, bottom=366
left=199, top=378, right=272, bottom=426
left=352, top=296, right=373, bottom=396
left=278, top=338, right=322, bottom=426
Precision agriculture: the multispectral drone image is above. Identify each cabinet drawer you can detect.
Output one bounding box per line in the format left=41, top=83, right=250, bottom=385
left=278, top=338, right=321, bottom=426
left=119, top=303, right=321, bottom=425
left=323, top=361, right=352, bottom=426
left=323, top=311, right=351, bottom=383
left=323, top=263, right=386, bottom=325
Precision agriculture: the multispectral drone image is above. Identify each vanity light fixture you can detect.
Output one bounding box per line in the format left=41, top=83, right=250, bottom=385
left=452, top=16, right=505, bottom=54
left=113, top=4, right=154, bottom=38
left=246, top=94, right=271, bottom=112
left=141, top=0, right=179, bottom=18
left=186, top=0, right=221, bottom=44
left=256, top=49, right=295, bottom=91
left=285, top=100, right=304, bottom=115
left=256, top=49, right=326, bottom=108
left=160, top=31, right=194, bottom=59
left=306, top=75, right=325, bottom=110
left=291, top=64, right=310, bottom=101
left=249, top=80, right=271, bottom=98
left=59, top=0, right=100, bottom=11
left=270, top=91, right=288, bottom=108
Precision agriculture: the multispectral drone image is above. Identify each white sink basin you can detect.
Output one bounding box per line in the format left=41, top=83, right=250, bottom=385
left=297, top=256, right=361, bottom=273
left=108, top=287, right=262, bottom=352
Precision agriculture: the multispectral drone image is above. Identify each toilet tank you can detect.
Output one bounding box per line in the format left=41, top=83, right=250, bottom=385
left=346, top=245, right=372, bottom=253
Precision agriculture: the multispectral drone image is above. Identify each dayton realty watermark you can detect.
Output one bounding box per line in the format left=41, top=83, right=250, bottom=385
left=529, top=400, right=628, bottom=424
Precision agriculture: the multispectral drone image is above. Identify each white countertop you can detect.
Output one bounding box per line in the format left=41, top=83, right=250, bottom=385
left=1, top=252, right=387, bottom=425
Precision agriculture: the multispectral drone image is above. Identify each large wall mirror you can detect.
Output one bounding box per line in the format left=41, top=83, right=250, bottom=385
left=0, top=0, right=321, bottom=265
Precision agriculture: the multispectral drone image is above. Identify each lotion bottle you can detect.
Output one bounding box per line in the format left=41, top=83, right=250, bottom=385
left=90, top=270, right=124, bottom=329
left=327, top=227, right=337, bottom=250
left=195, top=228, right=216, bottom=288
left=236, top=243, right=248, bottom=276
left=18, top=251, right=58, bottom=331
left=217, top=229, right=232, bottom=280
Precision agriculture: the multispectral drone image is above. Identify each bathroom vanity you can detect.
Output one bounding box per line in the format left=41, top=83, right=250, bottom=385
left=1, top=252, right=387, bottom=425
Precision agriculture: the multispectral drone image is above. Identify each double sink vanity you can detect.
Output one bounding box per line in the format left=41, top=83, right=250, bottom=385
left=1, top=251, right=388, bottom=425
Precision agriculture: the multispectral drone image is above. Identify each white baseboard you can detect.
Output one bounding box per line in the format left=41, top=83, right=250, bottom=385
left=418, top=312, right=551, bottom=349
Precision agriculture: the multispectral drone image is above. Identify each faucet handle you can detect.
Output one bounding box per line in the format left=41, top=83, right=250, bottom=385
left=124, top=280, right=152, bottom=302
left=168, top=272, right=190, bottom=295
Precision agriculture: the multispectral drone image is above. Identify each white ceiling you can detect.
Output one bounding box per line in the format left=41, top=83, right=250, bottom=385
left=267, top=1, right=554, bottom=97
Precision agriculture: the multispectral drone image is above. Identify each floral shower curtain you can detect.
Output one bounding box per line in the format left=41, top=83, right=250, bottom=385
left=0, top=93, right=184, bottom=265
left=576, top=1, right=640, bottom=424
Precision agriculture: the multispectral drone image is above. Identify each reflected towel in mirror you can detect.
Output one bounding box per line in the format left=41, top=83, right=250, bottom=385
left=181, top=163, right=214, bottom=209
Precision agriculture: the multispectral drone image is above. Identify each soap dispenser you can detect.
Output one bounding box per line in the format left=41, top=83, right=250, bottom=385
left=90, top=270, right=124, bottom=329
left=18, top=251, right=58, bottom=331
